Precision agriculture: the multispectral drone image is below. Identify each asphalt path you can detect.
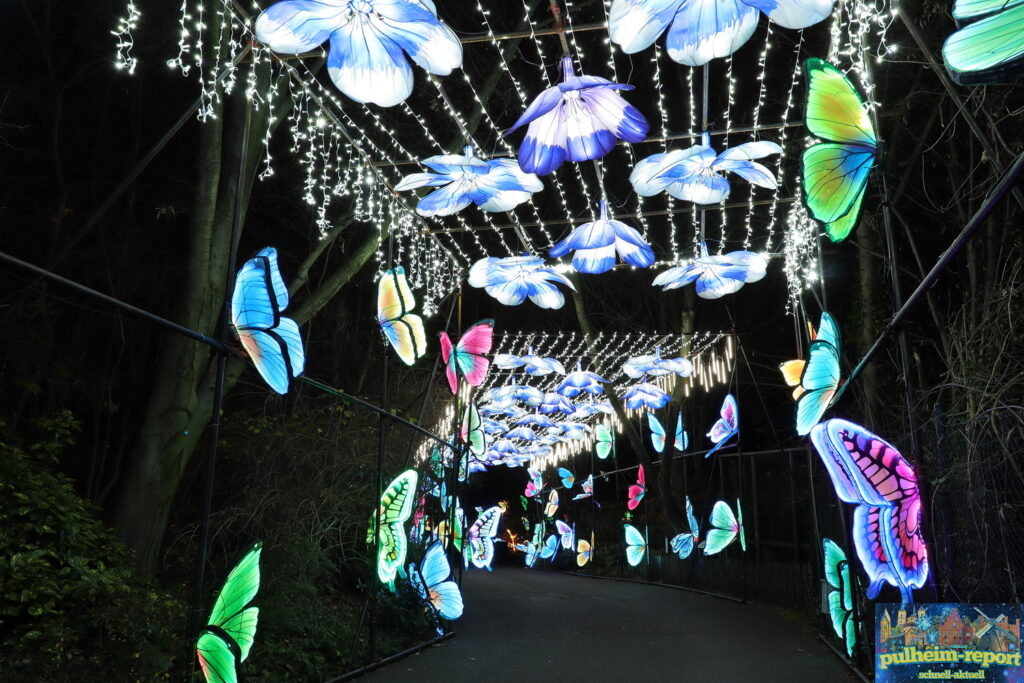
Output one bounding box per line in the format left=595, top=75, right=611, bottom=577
left=360, top=567, right=853, bottom=682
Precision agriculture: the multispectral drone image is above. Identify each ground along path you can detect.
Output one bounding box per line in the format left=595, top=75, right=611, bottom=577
left=360, top=567, right=852, bottom=682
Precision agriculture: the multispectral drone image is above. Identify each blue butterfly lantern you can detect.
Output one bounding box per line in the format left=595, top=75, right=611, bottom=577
left=549, top=200, right=655, bottom=274
left=609, top=0, right=834, bottom=66
left=396, top=147, right=543, bottom=216
left=652, top=242, right=768, bottom=299
left=630, top=135, right=783, bottom=204
left=507, top=56, right=649, bottom=175
left=556, top=362, right=609, bottom=397
left=468, top=256, right=575, bottom=310
left=231, top=247, right=305, bottom=394
left=254, top=0, right=462, bottom=107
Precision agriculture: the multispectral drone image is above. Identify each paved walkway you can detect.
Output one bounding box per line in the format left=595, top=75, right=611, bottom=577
left=361, top=567, right=852, bottom=682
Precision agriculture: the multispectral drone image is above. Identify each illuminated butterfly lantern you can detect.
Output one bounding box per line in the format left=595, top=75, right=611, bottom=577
left=780, top=311, right=843, bottom=436
left=464, top=505, right=502, bottom=571
left=577, top=532, right=595, bottom=567
left=545, top=490, right=560, bottom=518
left=254, top=0, right=462, bottom=107
left=436, top=507, right=465, bottom=552
left=624, top=523, right=648, bottom=567
left=524, top=467, right=545, bottom=498
left=704, top=499, right=746, bottom=555
left=823, top=538, right=856, bottom=657
left=809, top=419, right=928, bottom=602
left=439, top=319, right=494, bottom=394
left=460, top=403, right=487, bottom=460
left=802, top=59, right=878, bottom=242
left=572, top=474, right=596, bottom=502
left=377, top=267, right=427, bottom=366
left=231, top=247, right=305, bottom=394
left=539, top=533, right=561, bottom=563
left=557, top=467, right=576, bottom=489
left=670, top=497, right=700, bottom=559
left=517, top=540, right=540, bottom=568
left=196, top=541, right=262, bottom=683
left=942, top=0, right=1024, bottom=86
left=705, top=394, right=739, bottom=458
left=507, top=56, right=649, bottom=176
left=609, top=0, right=834, bottom=66
left=409, top=541, right=464, bottom=621
left=648, top=412, right=688, bottom=453
left=595, top=424, right=614, bottom=460
left=627, top=465, right=647, bottom=511
left=555, top=520, right=576, bottom=550
left=372, top=469, right=418, bottom=585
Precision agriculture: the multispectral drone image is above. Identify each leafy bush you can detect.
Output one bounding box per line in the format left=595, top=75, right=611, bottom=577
left=0, top=411, right=183, bottom=680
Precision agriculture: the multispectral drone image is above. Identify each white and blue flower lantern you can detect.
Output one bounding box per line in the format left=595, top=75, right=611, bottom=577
left=254, top=0, right=463, bottom=107
left=561, top=422, right=591, bottom=439
left=468, top=257, right=570, bottom=310
left=549, top=200, right=655, bottom=274
left=482, top=418, right=508, bottom=435
left=515, top=413, right=559, bottom=429
left=630, top=136, right=784, bottom=204
left=506, top=56, right=649, bottom=175
left=468, top=255, right=574, bottom=309
left=609, top=0, right=834, bottom=67
left=623, top=381, right=672, bottom=410
left=396, top=147, right=543, bottom=217
left=539, top=392, right=576, bottom=415
left=653, top=242, right=768, bottom=299
left=506, top=426, right=537, bottom=442
left=556, top=362, right=609, bottom=397
left=622, top=348, right=694, bottom=378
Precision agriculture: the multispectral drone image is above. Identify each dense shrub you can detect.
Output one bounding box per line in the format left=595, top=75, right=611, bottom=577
left=0, top=412, right=183, bottom=680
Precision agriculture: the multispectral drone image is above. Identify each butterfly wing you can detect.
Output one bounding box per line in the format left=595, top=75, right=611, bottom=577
left=674, top=413, right=688, bottom=451
left=196, top=629, right=239, bottom=683
left=377, top=268, right=427, bottom=366
left=670, top=533, right=695, bottom=559
left=557, top=467, right=575, bottom=489
left=555, top=520, right=575, bottom=549
left=737, top=498, right=746, bottom=551
left=380, top=470, right=418, bottom=525
left=595, top=424, right=613, bottom=459
left=686, top=496, right=700, bottom=540
left=801, top=59, right=877, bottom=242
left=706, top=394, right=739, bottom=458
left=438, top=332, right=458, bottom=393
left=232, top=249, right=304, bottom=394
left=627, top=465, right=646, bottom=510
left=461, top=403, right=487, bottom=457
left=703, top=501, right=738, bottom=555
left=943, top=3, right=1024, bottom=86
left=796, top=339, right=841, bottom=436
left=539, top=534, right=560, bottom=560
left=623, top=524, right=647, bottom=567
left=648, top=413, right=666, bottom=453
left=576, top=538, right=592, bottom=567
left=454, top=319, right=495, bottom=387
left=208, top=541, right=262, bottom=647
left=810, top=419, right=928, bottom=599
left=545, top=490, right=559, bottom=517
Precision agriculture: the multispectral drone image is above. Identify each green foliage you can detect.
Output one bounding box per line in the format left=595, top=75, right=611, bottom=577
left=0, top=412, right=183, bottom=680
